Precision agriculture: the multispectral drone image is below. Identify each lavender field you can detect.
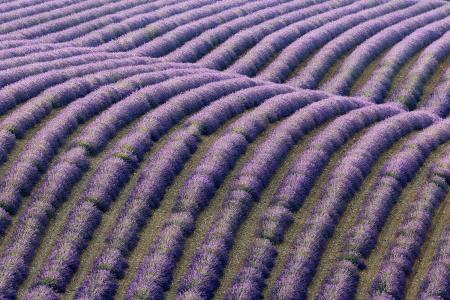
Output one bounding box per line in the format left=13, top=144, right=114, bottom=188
left=0, top=0, right=449, bottom=299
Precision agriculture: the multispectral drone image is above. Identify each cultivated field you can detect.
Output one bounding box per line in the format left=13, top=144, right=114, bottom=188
left=0, top=0, right=449, bottom=299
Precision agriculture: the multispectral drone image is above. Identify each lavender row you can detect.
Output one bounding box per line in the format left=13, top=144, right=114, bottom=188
left=356, top=15, right=450, bottom=103
left=0, top=41, right=77, bottom=58
left=66, top=0, right=210, bottom=47
left=0, top=39, right=37, bottom=50
left=121, top=87, right=306, bottom=300
left=257, top=0, right=407, bottom=83
left=0, top=46, right=97, bottom=69
left=0, top=46, right=197, bottom=74
left=0, top=0, right=51, bottom=14
left=2, top=78, right=254, bottom=299
left=0, top=64, right=196, bottom=165
left=39, top=0, right=184, bottom=43
left=417, top=225, right=450, bottom=300
left=84, top=86, right=301, bottom=299
left=1, top=68, right=183, bottom=234
left=319, top=118, right=450, bottom=299
left=78, top=128, right=202, bottom=300
left=0, top=0, right=192, bottom=46
left=0, top=54, right=203, bottom=114
left=0, top=0, right=117, bottom=35
left=289, top=0, right=432, bottom=89
left=98, top=0, right=247, bottom=52
left=370, top=143, right=450, bottom=299
left=39, top=85, right=292, bottom=298
left=0, top=63, right=188, bottom=137
left=324, top=3, right=450, bottom=95
left=0, top=147, right=89, bottom=299
left=31, top=85, right=292, bottom=298
left=197, top=0, right=350, bottom=71
left=421, top=64, right=450, bottom=117
left=75, top=75, right=243, bottom=209
left=176, top=97, right=368, bottom=299
left=0, top=0, right=78, bottom=23
left=0, top=69, right=203, bottom=221
left=0, top=52, right=136, bottom=88
left=71, top=72, right=235, bottom=155
left=163, top=0, right=322, bottom=63
left=0, top=0, right=149, bottom=40
left=133, top=0, right=290, bottom=57
left=270, top=111, right=438, bottom=299
left=389, top=31, right=450, bottom=111
left=5, top=0, right=152, bottom=40
left=223, top=0, right=372, bottom=76
left=225, top=103, right=404, bottom=299
left=77, top=78, right=255, bottom=215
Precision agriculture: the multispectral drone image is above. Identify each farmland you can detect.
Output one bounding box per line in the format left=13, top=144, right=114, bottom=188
left=0, top=0, right=449, bottom=299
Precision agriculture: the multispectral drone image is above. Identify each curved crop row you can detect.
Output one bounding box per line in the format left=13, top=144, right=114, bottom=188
left=0, top=0, right=53, bottom=14
left=131, top=0, right=294, bottom=58
left=0, top=0, right=448, bottom=107
left=0, top=0, right=80, bottom=23
left=226, top=0, right=386, bottom=77
left=97, top=0, right=249, bottom=52
left=0, top=0, right=154, bottom=40
left=370, top=146, right=450, bottom=299
left=225, top=103, right=404, bottom=299
left=62, top=0, right=214, bottom=47
left=198, top=0, right=351, bottom=70
left=76, top=89, right=325, bottom=299
left=154, top=0, right=323, bottom=63
left=319, top=118, right=450, bottom=299
left=0, top=0, right=117, bottom=35
left=417, top=225, right=450, bottom=299
left=389, top=30, right=450, bottom=110
left=256, top=0, right=409, bottom=83
left=37, top=0, right=183, bottom=44
left=355, top=15, right=450, bottom=103
left=1, top=1, right=450, bottom=299
left=117, top=86, right=307, bottom=299
left=0, top=71, right=253, bottom=298
left=176, top=97, right=368, bottom=299
left=422, top=64, right=450, bottom=117
left=288, top=0, right=437, bottom=89
left=24, top=84, right=297, bottom=298
left=270, top=111, right=438, bottom=299
left=0, top=67, right=200, bottom=228
left=0, top=77, right=258, bottom=298
left=323, top=3, right=450, bottom=95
